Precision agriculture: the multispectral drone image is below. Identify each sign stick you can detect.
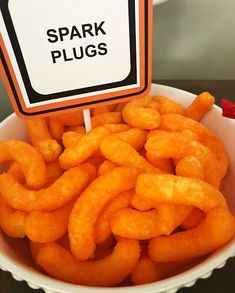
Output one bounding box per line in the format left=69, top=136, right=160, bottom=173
left=83, top=109, right=92, bottom=132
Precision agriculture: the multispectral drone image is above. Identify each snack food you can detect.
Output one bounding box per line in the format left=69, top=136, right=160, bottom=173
left=0, top=92, right=234, bottom=288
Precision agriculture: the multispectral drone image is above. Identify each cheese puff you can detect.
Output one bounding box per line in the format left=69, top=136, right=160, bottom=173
left=51, top=110, right=84, bottom=126
left=148, top=208, right=235, bottom=262
left=86, top=155, right=105, bottom=168
left=176, top=156, right=204, bottom=180
left=135, top=174, right=227, bottom=212
left=145, top=131, right=222, bottom=187
left=93, top=106, right=111, bottom=116
left=36, top=240, right=140, bottom=287
left=115, top=128, right=147, bottom=150
left=0, top=196, right=27, bottom=238
left=30, top=241, right=43, bottom=264
left=49, top=111, right=84, bottom=140
left=132, top=257, right=161, bottom=284
left=25, top=119, right=62, bottom=162
left=181, top=129, right=199, bottom=141
left=48, top=119, right=64, bottom=140
left=95, top=190, right=133, bottom=243
left=0, top=167, right=89, bottom=212
left=122, top=97, right=161, bottom=129
left=37, top=139, right=62, bottom=163
left=111, top=209, right=160, bottom=240
left=185, top=92, right=215, bottom=121
left=69, top=167, right=139, bottom=260
left=156, top=204, right=193, bottom=235
left=62, top=131, right=84, bottom=148
left=66, top=126, right=86, bottom=134
left=104, top=124, right=130, bottom=133
left=45, top=160, right=64, bottom=186
left=97, top=160, right=117, bottom=176
left=111, top=205, right=192, bottom=240
left=146, top=153, right=173, bottom=174
left=8, top=162, right=25, bottom=184
left=59, top=126, right=110, bottom=169
left=100, top=135, right=163, bottom=174
left=78, top=162, right=97, bottom=184
left=149, top=96, right=185, bottom=115
left=0, top=140, right=46, bottom=189
left=131, top=257, right=195, bottom=285
left=25, top=201, right=74, bottom=243
left=91, top=112, right=123, bottom=128
left=160, top=114, right=228, bottom=177
left=131, top=193, right=153, bottom=211
left=182, top=208, right=205, bottom=230
left=114, top=102, right=128, bottom=112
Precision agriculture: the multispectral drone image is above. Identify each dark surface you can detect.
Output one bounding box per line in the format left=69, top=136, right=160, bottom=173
left=0, top=80, right=235, bottom=292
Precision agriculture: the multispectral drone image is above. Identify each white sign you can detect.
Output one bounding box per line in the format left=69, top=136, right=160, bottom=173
left=0, top=0, right=152, bottom=118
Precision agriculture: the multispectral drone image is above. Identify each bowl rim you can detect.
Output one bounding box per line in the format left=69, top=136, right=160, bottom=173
left=0, top=83, right=235, bottom=293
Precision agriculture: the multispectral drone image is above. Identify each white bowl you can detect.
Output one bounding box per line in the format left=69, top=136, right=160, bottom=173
left=0, top=84, right=235, bottom=293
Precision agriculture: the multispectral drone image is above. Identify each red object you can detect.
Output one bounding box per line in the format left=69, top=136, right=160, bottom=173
left=222, top=98, right=235, bottom=119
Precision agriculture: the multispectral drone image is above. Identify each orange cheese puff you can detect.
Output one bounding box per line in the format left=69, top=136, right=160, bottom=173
left=45, top=160, right=64, bottom=186
left=93, top=106, right=111, bottom=116
left=48, top=119, right=64, bottom=140
left=78, top=162, right=97, bottom=184
left=132, top=257, right=195, bottom=285
left=49, top=111, right=84, bottom=140
left=115, top=128, right=147, bottom=150
left=0, top=167, right=89, bottom=212
left=37, top=240, right=140, bottom=287
left=95, top=191, right=133, bottom=243
left=148, top=208, right=235, bottom=262
left=111, top=205, right=192, bottom=240
left=104, top=123, right=130, bottom=133
left=25, top=118, right=50, bottom=142
left=132, top=257, right=162, bottom=284
left=69, top=167, right=139, bottom=260
left=8, top=162, right=25, bottom=184
left=100, top=135, right=163, bottom=174
left=131, top=193, right=153, bottom=211
left=149, top=96, right=185, bottom=115
left=185, top=92, right=215, bottom=121
left=122, top=97, right=161, bottom=129
left=51, top=110, right=84, bottom=126
left=156, top=204, right=193, bottom=235
left=160, top=114, right=228, bottom=177
left=145, top=131, right=193, bottom=159
left=91, top=112, right=123, bottom=128
left=25, top=201, right=74, bottom=243
left=97, top=160, right=117, bottom=176
left=25, top=119, right=62, bottom=162
left=37, top=139, right=62, bottom=163
left=145, top=131, right=222, bottom=187
left=86, top=155, right=105, bottom=168
left=182, top=208, right=205, bottom=230
left=146, top=153, right=173, bottom=174
left=0, top=140, right=47, bottom=189
left=114, top=101, right=128, bottom=112
left=135, top=174, right=227, bottom=213
left=59, top=126, right=110, bottom=169
left=30, top=241, right=43, bottom=264
left=66, top=125, right=86, bottom=134
left=0, top=197, right=27, bottom=238
left=62, top=131, right=84, bottom=148
left=176, top=156, right=204, bottom=180
left=111, top=209, right=161, bottom=240
left=181, top=129, right=199, bottom=141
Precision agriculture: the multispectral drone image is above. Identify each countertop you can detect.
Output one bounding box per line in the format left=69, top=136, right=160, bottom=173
left=0, top=80, right=235, bottom=293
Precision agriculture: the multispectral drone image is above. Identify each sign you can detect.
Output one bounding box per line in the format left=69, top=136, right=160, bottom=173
left=0, top=0, right=152, bottom=118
